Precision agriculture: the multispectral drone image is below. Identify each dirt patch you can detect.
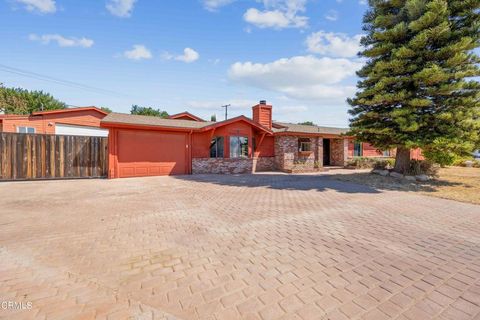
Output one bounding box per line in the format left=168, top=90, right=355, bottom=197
left=331, top=166, right=480, bottom=204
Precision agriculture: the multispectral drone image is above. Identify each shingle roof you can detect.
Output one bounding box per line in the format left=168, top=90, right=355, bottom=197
left=102, top=113, right=213, bottom=129
left=272, top=122, right=348, bottom=135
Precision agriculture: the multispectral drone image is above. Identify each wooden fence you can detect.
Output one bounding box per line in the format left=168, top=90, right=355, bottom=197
left=0, top=132, right=108, bottom=181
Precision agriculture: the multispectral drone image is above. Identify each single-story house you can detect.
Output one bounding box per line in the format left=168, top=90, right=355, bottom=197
left=0, top=107, right=109, bottom=137
left=1, top=101, right=421, bottom=179
left=101, top=101, right=394, bottom=178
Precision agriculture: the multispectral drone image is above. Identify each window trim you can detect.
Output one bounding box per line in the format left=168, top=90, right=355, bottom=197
left=210, top=136, right=224, bottom=158
left=353, top=141, right=363, bottom=157
left=17, top=126, right=36, bottom=134
left=229, top=136, right=249, bottom=159
left=298, top=138, right=312, bottom=153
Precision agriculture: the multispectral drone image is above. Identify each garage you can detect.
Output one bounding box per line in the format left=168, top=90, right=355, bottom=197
left=56, top=123, right=109, bottom=137
left=115, top=129, right=188, bottom=178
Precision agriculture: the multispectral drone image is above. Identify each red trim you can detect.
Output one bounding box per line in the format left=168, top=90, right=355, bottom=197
left=201, top=116, right=273, bottom=134
left=169, top=112, right=205, bottom=122
left=31, top=106, right=108, bottom=116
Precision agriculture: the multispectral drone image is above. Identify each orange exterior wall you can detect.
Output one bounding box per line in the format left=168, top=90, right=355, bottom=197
left=191, top=121, right=274, bottom=159
left=348, top=139, right=387, bottom=157
left=0, top=109, right=105, bottom=134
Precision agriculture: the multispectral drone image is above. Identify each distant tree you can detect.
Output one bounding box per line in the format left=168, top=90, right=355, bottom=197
left=130, top=105, right=169, bottom=118
left=100, top=106, right=112, bottom=113
left=0, top=84, right=66, bottom=114
left=210, top=114, right=217, bottom=122
left=298, top=121, right=316, bottom=126
left=348, top=0, right=480, bottom=173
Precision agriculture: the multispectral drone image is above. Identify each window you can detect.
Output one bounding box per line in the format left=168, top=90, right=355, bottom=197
left=383, top=150, right=391, bottom=157
left=353, top=141, right=363, bottom=157
left=229, top=136, right=249, bottom=158
left=210, top=137, right=224, bottom=158
left=17, top=126, right=35, bottom=134
left=298, top=138, right=312, bottom=152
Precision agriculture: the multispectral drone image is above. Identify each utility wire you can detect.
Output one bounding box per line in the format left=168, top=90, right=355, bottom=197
left=0, top=63, right=134, bottom=99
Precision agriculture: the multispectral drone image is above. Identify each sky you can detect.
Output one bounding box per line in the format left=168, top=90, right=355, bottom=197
left=0, top=0, right=369, bottom=127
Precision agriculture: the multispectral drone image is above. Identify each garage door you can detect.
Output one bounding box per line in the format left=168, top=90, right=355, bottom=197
left=116, top=130, right=187, bottom=178
left=56, top=123, right=109, bottom=137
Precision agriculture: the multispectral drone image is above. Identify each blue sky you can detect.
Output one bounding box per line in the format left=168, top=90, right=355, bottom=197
left=0, top=0, right=369, bottom=127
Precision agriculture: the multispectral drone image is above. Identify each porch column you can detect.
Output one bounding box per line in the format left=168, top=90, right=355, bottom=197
left=316, top=137, right=323, bottom=167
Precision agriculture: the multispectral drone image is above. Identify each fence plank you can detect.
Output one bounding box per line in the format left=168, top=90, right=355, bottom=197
left=0, top=132, right=108, bottom=181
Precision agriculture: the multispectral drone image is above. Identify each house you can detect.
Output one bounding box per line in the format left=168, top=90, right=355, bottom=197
left=101, top=100, right=393, bottom=178
left=0, top=107, right=109, bottom=137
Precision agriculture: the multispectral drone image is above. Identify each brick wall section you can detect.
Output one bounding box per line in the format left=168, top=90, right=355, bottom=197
left=275, top=136, right=324, bottom=172
left=331, top=138, right=348, bottom=166
left=192, top=157, right=275, bottom=174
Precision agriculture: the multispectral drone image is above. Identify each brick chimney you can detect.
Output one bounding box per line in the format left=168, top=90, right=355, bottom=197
left=252, top=100, right=272, bottom=129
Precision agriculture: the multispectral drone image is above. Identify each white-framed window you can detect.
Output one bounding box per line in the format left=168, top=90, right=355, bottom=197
left=353, top=141, right=363, bottom=157
left=298, top=138, right=312, bottom=152
left=383, top=150, right=391, bottom=157
left=17, top=126, right=35, bottom=134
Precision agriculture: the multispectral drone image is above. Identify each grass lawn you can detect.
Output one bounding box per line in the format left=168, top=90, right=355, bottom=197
left=332, top=166, right=480, bottom=205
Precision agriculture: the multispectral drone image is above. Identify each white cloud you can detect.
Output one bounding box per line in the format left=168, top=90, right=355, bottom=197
left=106, top=0, right=137, bottom=17
left=244, top=0, right=308, bottom=29
left=163, top=48, right=199, bottom=63
left=29, top=34, right=94, bottom=48
left=359, top=0, right=367, bottom=4
left=325, top=10, right=338, bottom=21
left=243, top=8, right=307, bottom=29
left=203, top=0, right=235, bottom=11
left=123, top=45, right=152, bottom=60
left=14, top=0, right=56, bottom=13
left=228, top=55, right=362, bottom=102
left=306, top=31, right=362, bottom=58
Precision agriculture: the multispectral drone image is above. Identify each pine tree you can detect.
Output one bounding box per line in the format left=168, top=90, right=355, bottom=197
left=348, top=0, right=480, bottom=173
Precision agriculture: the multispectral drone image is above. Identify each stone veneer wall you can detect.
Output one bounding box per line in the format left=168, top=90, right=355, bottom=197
left=192, top=157, right=275, bottom=174
left=274, top=136, right=324, bottom=173
left=330, top=138, right=348, bottom=166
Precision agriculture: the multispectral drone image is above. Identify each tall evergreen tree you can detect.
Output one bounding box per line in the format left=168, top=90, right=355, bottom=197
left=348, top=0, right=480, bottom=173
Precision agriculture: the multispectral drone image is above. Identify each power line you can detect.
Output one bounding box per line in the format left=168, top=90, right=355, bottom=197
left=0, top=63, right=133, bottom=98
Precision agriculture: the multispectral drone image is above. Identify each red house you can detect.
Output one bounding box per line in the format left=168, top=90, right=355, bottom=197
left=0, top=107, right=108, bottom=137
left=101, top=101, right=395, bottom=178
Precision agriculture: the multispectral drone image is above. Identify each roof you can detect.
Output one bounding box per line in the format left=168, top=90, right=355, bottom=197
left=168, top=112, right=205, bottom=122
left=102, top=112, right=213, bottom=130
left=272, top=122, right=348, bottom=135
left=31, top=106, right=107, bottom=116
left=101, top=113, right=273, bottom=133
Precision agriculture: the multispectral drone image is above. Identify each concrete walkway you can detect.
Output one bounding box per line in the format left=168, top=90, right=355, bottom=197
left=0, top=173, right=479, bottom=319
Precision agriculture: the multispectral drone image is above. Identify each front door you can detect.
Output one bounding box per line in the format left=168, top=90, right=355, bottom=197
left=323, top=139, right=330, bottom=166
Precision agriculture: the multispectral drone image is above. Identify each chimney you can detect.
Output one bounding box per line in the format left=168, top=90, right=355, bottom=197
left=252, top=100, right=272, bottom=129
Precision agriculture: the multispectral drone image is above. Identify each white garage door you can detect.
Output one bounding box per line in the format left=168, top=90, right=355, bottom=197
left=55, top=123, right=109, bottom=137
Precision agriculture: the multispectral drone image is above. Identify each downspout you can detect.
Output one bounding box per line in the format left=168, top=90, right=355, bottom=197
left=188, top=130, right=193, bottom=175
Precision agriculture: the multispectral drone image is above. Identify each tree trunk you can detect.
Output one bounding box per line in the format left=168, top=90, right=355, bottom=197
left=393, top=146, right=411, bottom=174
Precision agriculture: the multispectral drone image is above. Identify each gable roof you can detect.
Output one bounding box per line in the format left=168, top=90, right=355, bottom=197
left=169, top=112, right=205, bottom=122
left=272, top=122, right=348, bottom=135
left=101, top=112, right=212, bottom=130
left=101, top=113, right=273, bottom=133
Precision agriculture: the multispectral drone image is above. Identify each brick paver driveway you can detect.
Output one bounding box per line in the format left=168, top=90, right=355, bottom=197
left=1, top=173, right=479, bottom=320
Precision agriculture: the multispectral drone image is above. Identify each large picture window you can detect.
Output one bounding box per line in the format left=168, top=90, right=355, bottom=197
left=210, top=137, right=224, bottom=158
left=229, top=136, right=249, bottom=158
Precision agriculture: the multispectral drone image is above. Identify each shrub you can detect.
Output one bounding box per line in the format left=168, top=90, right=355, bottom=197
left=406, top=160, right=438, bottom=176
left=347, top=157, right=395, bottom=169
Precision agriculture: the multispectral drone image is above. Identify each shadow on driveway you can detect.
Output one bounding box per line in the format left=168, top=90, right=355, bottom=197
left=173, top=173, right=382, bottom=194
